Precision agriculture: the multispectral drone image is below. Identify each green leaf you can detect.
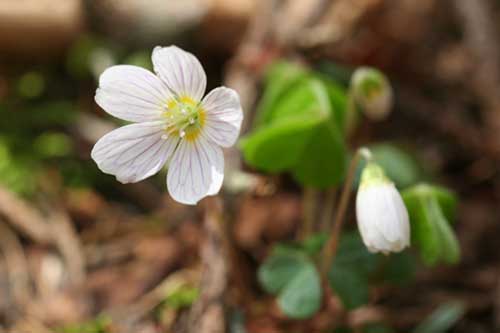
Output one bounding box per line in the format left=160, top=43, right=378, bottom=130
left=242, top=76, right=347, bottom=188
left=413, top=301, right=465, bottom=333
left=328, top=233, right=378, bottom=309
left=240, top=114, right=322, bottom=172
left=34, top=132, right=73, bottom=158
left=255, top=61, right=309, bottom=126
left=335, top=232, right=379, bottom=274
left=402, top=184, right=460, bottom=266
left=329, top=264, right=369, bottom=310
left=358, top=144, right=422, bottom=188
left=380, top=251, right=416, bottom=285
left=277, top=261, right=321, bottom=319
left=323, top=79, right=349, bottom=133
left=291, top=120, right=347, bottom=187
left=164, top=285, right=199, bottom=309
left=258, top=251, right=308, bottom=294
left=258, top=250, right=321, bottom=319
left=363, top=322, right=395, bottom=333
left=302, top=232, right=328, bottom=256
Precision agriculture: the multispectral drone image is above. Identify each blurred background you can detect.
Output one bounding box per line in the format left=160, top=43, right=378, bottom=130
left=0, top=0, right=499, bottom=332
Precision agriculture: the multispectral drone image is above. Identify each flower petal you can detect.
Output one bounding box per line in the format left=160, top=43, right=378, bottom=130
left=356, top=183, right=410, bottom=253
left=95, top=65, right=172, bottom=122
left=201, top=87, right=243, bottom=147
left=91, top=122, right=178, bottom=183
left=167, top=135, right=223, bottom=205
left=152, top=46, right=207, bottom=101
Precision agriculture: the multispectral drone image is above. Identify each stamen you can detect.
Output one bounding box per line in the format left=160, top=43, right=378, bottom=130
left=162, top=97, right=205, bottom=141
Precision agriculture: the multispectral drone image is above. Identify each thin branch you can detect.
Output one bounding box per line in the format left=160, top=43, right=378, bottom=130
left=0, top=186, right=52, bottom=244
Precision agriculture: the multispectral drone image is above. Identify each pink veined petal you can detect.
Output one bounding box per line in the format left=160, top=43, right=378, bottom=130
left=201, top=87, right=243, bottom=147
left=152, top=46, right=207, bottom=101
left=95, top=65, right=172, bottom=122
left=91, top=121, right=178, bottom=183
left=167, top=135, right=224, bottom=205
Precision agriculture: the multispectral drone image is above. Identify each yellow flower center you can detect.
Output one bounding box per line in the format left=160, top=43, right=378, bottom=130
left=163, top=96, right=206, bottom=141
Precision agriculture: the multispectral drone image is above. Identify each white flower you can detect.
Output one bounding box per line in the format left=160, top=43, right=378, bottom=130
left=91, top=46, right=243, bottom=205
left=356, top=162, right=410, bottom=254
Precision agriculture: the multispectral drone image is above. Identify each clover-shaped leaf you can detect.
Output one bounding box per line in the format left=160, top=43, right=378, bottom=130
left=241, top=74, right=347, bottom=188
left=258, top=249, right=321, bottom=319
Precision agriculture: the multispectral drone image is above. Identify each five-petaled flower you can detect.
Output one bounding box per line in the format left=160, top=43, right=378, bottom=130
left=91, top=46, right=243, bottom=205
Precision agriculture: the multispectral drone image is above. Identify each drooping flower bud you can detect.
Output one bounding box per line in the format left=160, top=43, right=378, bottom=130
left=356, top=162, right=410, bottom=254
left=350, top=67, right=393, bottom=121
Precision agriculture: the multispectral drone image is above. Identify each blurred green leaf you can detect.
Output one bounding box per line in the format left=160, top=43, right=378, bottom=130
left=57, top=315, right=112, bottom=333
left=277, top=261, right=321, bottom=319
left=258, top=251, right=308, bottom=294
left=254, top=61, right=309, bottom=126
left=324, top=79, right=349, bottom=133
left=302, top=232, right=328, bottom=256
left=124, top=50, right=153, bottom=71
left=355, top=144, right=422, bottom=189
left=363, top=322, right=394, bottom=333
left=165, top=285, right=199, bottom=309
left=328, top=233, right=377, bottom=309
left=402, top=184, right=460, bottom=266
left=380, top=251, right=416, bottom=285
left=242, top=75, right=347, bottom=188
left=329, top=264, right=369, bottom=310
left=240, top=114, right=322, bottom=172
left=0, top=137, right=38, bottom=195
left=291, top=119, right=346, bottom=188
left=34, top=132, right=73, bottom=158
left=16, top=71, right=45, bottom=99
left=66, top=34, right=104, bottom=78
left=258, top=249, right=321, bottom=319
left=413, top=301, right=465, bottom=333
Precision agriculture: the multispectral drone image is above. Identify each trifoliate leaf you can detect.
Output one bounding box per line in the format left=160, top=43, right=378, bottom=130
left=255, top=61, right=309, bottom=127
left=277, top=261, right=321, bottom=319
left=328, top=233, right=378, bottom=309
left=258, top=250, right=321, bottom=319
left=241, top=75, right=347, bottom=188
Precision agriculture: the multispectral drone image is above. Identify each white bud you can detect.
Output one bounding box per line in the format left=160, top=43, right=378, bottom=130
left=179, top=130, right=186, bottom=138
left=161, top=134, right=168, bottom=140
left=351, top=67, right=393, bottom=121
left=356, top=163, right=410, bottom=254
left=189, top=117, right=195, bottom=124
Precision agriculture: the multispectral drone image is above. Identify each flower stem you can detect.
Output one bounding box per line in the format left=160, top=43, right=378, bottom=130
left=319, top=187, right=337, bottom=233
left=300, top=187, right=317, bottom=241
left=320, top=148, right=371, bottom=279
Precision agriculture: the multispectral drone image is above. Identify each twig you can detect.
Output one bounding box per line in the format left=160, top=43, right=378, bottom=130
left=106, top=269, right=199, bottom=329
left=48, top=207, right=86, bottom=286
left=0, top=186, right=52, bottom=244
left=320, top=187, right=337, bottom=233
left=321, top=150, right=366, bottom=279
left=0, top=218, right=33, bottom=309
left=300, top=187, right=317, bottom=241
left=186, top=196, right=228, bottom=333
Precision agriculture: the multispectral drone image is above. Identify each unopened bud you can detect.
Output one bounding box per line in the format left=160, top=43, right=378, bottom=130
left=356, top=162, right=410, bottom=254
left=351, top=67, right=393, bottom=121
